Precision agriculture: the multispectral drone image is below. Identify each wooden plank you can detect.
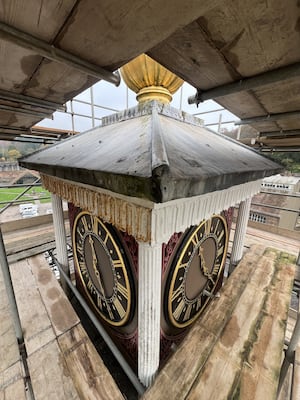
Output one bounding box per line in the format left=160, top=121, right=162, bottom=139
left=0, top=265, right=20, bottom=372
left=27, top=339, right=80, bottom=400
left=235, top=250, right=295, bottom=400
left=9, top=259, right=55, bottom=356
left=58, top=324, right=124, bottom=400
left=186, top=249, right=277, bottom=399
left=143, top=246, right=294, bottom=400
left=0, top=361, right=26, bottom=400
left=28, top=254, right=79, bottom=336
left=142, top=245, right=265, bottom=400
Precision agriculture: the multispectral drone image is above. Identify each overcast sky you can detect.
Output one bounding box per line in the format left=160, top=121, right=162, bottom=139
left=37, top=78, right=238, bottom=134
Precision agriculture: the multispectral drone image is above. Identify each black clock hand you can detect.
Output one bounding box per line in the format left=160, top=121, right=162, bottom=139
left=88, top=235, right=113, bottom=319
left=198, top=246, right=215, bottom=284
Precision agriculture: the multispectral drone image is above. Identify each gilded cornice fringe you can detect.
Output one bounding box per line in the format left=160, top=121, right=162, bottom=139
left=41, top=174, right=152, bottom=242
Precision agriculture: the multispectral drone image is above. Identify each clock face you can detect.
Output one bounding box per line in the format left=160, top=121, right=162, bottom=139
left=73, top=211, right=135, bottom=327
left=165, top=215, right=228, bottom=329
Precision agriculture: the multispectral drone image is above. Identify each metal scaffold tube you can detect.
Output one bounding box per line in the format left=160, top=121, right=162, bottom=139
left=0, top=227, right=23, bottom=342
left=52, top=256, right=146, bottom=397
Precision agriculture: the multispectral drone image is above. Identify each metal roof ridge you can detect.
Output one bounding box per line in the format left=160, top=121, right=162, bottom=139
left=101, top=100, right=204, bottom=128
left=150, top=105, right=169, bottom=173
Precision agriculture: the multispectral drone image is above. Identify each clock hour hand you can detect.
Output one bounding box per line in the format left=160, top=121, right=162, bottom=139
left=198, top=246, right=215, bottom=284
left=88, top=235, right=113, bottom=318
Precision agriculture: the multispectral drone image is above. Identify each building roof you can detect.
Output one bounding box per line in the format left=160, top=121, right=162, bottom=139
left=20, top=101, right=281, bottom=203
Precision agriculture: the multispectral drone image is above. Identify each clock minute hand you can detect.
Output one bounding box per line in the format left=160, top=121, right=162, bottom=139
left=88, top=235, right=114, bottom=319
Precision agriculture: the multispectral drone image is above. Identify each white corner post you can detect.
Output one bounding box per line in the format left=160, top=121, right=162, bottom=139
left=138, top=241, right=162, bottom=387
left=229, top=197, right=252, bottom=273
left=51, top=193, right=69, bottom=292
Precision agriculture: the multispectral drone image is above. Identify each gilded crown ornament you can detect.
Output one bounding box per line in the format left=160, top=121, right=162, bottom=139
left=120, top=54, right=183, bottom=104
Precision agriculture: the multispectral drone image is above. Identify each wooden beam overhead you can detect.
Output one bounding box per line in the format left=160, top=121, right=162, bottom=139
left=235, top=111, right=300, bottom=126
left=0, top=21, right=120, bottom=86
left=0, top=89, right=65, bottom=111
left=188, top=62, right=300, bottom=105
left=259, top=130, right=300, bottom=138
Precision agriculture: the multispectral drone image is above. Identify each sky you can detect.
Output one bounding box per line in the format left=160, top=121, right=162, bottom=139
left=37, top=78, right=238, bottom=134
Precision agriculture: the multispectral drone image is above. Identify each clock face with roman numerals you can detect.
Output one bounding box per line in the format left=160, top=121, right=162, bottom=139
left=73, top=211, right=134, bottom=327
left=165, top=215, right=228, bottom=329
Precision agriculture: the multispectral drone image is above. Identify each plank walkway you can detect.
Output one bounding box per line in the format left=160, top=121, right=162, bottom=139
left=0, top=241, right=297, bottom=399
left=143, top=245, right=296, bottom=400
left=0, top=254, right=124, bottom=400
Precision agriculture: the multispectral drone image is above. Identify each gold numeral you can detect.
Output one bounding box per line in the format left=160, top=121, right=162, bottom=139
left=171, top=285, right=183, bottom=302
left=217, top=229, right=224, bottom=241
left=92, top=216, right=98, bottom=234
left=82, top=215, right=89, bottom=231
left=117, top=283, right=128, bottom=299
left=205, top=219, right=211, bottom=235
left=87, top=279, right=93, bottom=291
left=173, top=299, right=185, bottom=320
left=217, top=245, right=224, bottom=257
left=113, top=259, right=123, bottom=268
left=212, top=262, right=221, bottom=275
left=183, top=304, right=193, bottom=321
left=114, top=297, right=126, bottom=319
left=213, top=219, right=220, bottom=234
left=79, top=261, right=87, bottom=274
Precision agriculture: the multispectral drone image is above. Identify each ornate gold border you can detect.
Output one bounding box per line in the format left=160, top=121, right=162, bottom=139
left=167, top=214, right=229, bottom=328
left=73, top=210, right=133, bottom=327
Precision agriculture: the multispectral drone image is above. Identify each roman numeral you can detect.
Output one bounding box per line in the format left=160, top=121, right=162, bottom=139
left=113, top=259, right=123, bottom=268
left=217, top=229, right=224, bottom=241
left=117, top=283, right=129, bottom=299
left=87, top=278, right=93, bottom=291
left=96, top=294, right=103, bottom=310
left=105, top=301, right=115, bottom=321
left=173, top=299, right=186, bottom=320
left=212, top=262, right=221, bottom=275
left=82, top=215, right=89, bottom=231
left=79, top=261, right=88, bottom=275
left=76, top=244, right=84, bottom=256
left=183, top=304, right=193, bottom=321
left=171, top=284, right=183, bottom=302
left=213, top=218, right=220, bottom=234
left=114, top=297, right=126, bottom=319
left=205, top=219, right=212, bottom=235
left=191, top=233, right=199, bottom=246
left=217, top=245, right=224, bottom=257
left=92, top=215, right=98, bottom=234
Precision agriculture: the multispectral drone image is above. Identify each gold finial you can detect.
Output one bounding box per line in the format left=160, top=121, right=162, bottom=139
left=120, top=54, right=183, bottom=104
